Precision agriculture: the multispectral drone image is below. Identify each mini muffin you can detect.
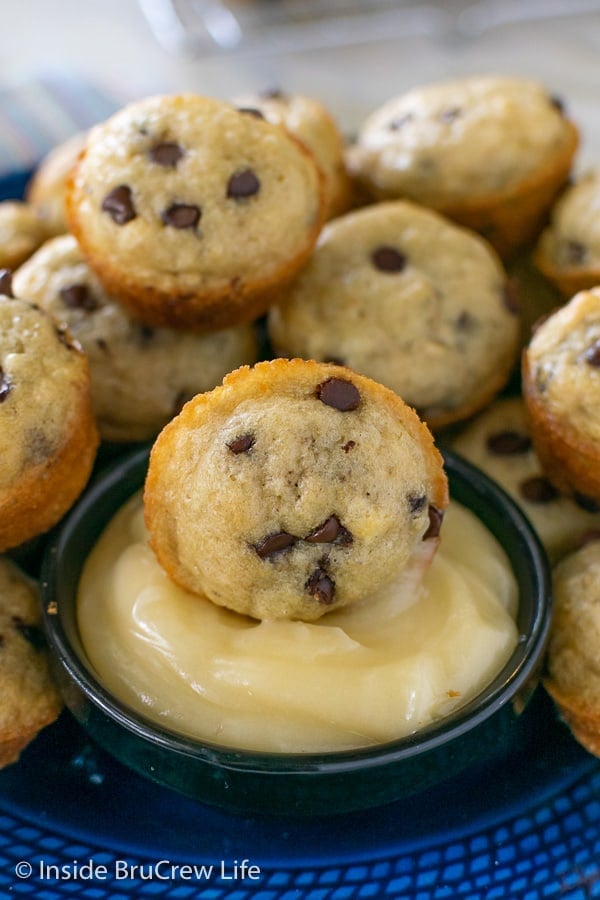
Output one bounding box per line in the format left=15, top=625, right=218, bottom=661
left=13, top=235, right=258, bottom=443
left=346, top=76, right=578, bottom=257
left=145, top=359, right=448, bottom=622
left=0, top=294, right=98, bottom=552
left=535, top=168, right=600, bottom=296
left=523, top=288, right=600, bottom=507
left=66, top=93, right=325, bottom=331
left=0, top=201, right=49, bottom=269
left=452, top=396, right=600, bottom=562
left=544, top=538, right=600, bottom=756
left=233, top=88, right=352, bottom=220
left=0, top=557, right=63, bottom=767
left=26, top=131, right=87, bottom=236
left=269, top=200, right=520, bottom=431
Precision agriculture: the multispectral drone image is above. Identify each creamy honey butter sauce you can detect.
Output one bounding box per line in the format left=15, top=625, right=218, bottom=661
left=78, top=494, right=518, bottom=753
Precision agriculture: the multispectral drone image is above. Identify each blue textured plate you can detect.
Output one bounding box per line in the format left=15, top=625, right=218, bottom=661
left=1, top=172, right=599, bottom=899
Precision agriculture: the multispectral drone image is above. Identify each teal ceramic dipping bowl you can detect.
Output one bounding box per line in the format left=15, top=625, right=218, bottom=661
left=40, top=446, right=551, bottom=816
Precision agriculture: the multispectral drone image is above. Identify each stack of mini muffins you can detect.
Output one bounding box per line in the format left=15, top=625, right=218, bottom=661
left=1, top=74, right=599, bottom=764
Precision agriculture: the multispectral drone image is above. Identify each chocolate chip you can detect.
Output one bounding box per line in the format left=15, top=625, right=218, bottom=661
left=260, top=88, right=285, bottom=100
left=388, top=113, right=413, bottom=130
left=306, top=568, right=335, bottom=605
left=25, top=427, right=54, bottom=465
left=456, top=311, right=476, bottom=331
left=342, top=440, right=356, bottom=453
left=11, top=616, right=46, bottom=651
left=566, top=240, right=586, bottom=265
left=59, top=283, right=98, bottom=312
left=305, top=515, right=349, bottom=544
left=549, top=94, right=565, bottom=114
left=138, top=325, right=155, bottom=345
left=423, top=506, right=443, bottom=539
left=486, top=431, right=532, bottom=455
left=227, top=169, right=260, bottom=199
left=573, top=491, right=600, bottom=513
left=102, top=185, right=136, bottom=225
left=0, top=367, right=11, bottom=403
left=371, top=246, right=406, bottom=273
left=584, top=340, right=600, bottom=367
left=227, top=433, right=255, bottom=454
left=439, top=107, right=461, bottom=123
left=408, top=493, right=427, bottom=515
left=161, top=203, right=201, bottom=229
left=519, top=476, right=558, bottom=503
left=316, top=377, right=361, bottom=411
left=0, top=268, right=13, bottom=297
left=503, top=280, right=520, bottom=315
left=0, top=635, right=4, bottom=648
left=237, top=107, right=265, bottom=119
left=149, top=142, right=184, bottom=167
left=255, top=531, right=298, bottom=558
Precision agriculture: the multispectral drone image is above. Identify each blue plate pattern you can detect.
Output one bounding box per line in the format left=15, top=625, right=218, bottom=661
left=1, top=170, right=599, bottom=898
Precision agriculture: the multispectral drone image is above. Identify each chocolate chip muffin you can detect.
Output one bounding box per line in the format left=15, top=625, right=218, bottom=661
left=544, top=538, right=600, bottom=757
left=145, top=359, right=448, bottom=622
left=269, top=200, right=520, bottom=430
left=0, top=556, right=62, bottom=768
left=452, top=396, right=600, bottom=562
left=26, top=131, right=87, bottom=236
left=523, top=288, right=600, bottom=507
left=535, top=167, right=600, bottom=296
left=233, top=88, right=352, bottom=220
left=66, top=93, right=325, bottom=331
left=346, top=76, right=578, bottom=257
left=0, top=294, right=98, bottom=552
left=0, top=201, right=49, bottom=270
left=13, top=235, right=258, bottom=443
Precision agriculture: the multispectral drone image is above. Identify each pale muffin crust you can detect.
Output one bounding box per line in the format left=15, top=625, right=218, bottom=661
left=535, top=168, right=600, bottom=296
left=26, top=131, right=87, bottom=236
left=0, top=557, right=63, bottom=767
left=544, top=539, right=600, bottom=756
left=13, top=235, right=258, bottom=443
left=66, top=94, right=325, bottom=331
left=452, top=396, right=600, bottom=562
left=347, top=76, right=578, bottom=257
left=0, top=201, right=49, bottom=270
left=233, top=88, right=352, bottom=220
left=0, top=294, right=98, bottom=551
left=269, top=200, right=520, bottom=430
left=523, top=288, right=600, bottom=504
left=145, top=359, right=448, bottom=622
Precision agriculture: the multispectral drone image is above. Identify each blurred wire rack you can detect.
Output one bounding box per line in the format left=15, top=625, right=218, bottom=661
left=138, top=0, right=600, bottom=57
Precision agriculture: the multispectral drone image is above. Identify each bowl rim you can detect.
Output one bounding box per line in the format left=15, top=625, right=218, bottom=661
left=40, top=444, right=552, bottom=775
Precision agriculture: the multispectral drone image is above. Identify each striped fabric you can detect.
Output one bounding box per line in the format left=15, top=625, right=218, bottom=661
left=0, top=73, right=134, bottom=179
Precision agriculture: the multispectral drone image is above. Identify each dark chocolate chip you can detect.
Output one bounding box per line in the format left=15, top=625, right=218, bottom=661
left=316, top=377, right=361, bottom=411
left=59, top=283, right=98, bottom=312
left=102, top=185, right=136, bottom=225
left=584, top=340, right=600, bottom=367
left=161, top=203, right=201, bottom=229
left=371, top=246, right=406, bottom=273
left=407, top=493, right=427, bottom=515
left=237, top=107, right=265, bottom=119
left=11, top=616, right=46, bottom=651
left=255, top=531, right=298, bottom=558
left=439, top=106, right=461, bottom=123
left=549, top=94, right=565, bottom=114
left=456, top=311, right=476, bottom=331
left=486, top=430, right=532, bottom=455
left=423, top=506, right=443, bottom=539
left=305, top=515, right=343, bottom=543
left=227, top=433, right=255, bottom=454
left=227, top=169, right=260, bottom=199
left=566, top=240, right=586, bottom=265
left=519, top=476, right=558, bottom=503
left=342, top=440, right=356, bottom=453
left=149, top=142, right=184, bottom=167
left=138, top=325, right=155, bottom=345
left=503, top=279, right=521, bottom=315
left=573, top=491, right=600, bottom=513
left=96, top=337, right=109, bottom=353
left=0, top=268, right=13, bottom=297
left=0, top=366, right=11, bottom=403
left=388, top=113, right=413, bottom=130
left=0, top=635, right=4, bottom=648
left=306, top=568, right=336, bottom=605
